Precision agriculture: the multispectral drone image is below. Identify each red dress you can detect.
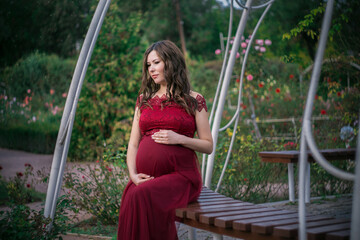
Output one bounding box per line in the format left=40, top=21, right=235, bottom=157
left=117, top=94, right=207, bottom=240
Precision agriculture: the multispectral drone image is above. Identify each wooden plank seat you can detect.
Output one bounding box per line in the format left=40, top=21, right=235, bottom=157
left=176, top=187, right=351, bottom=240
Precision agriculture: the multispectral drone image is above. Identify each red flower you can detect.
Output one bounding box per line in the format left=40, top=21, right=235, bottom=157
left=258, top=83, right=264, bottom=88
left=241, top=104, right=247, bottom=110
left=275, top=88, right=280, bottom=93
left=24, top=163, right=32, bottom=168
left=236, top=78, right=240, bottom=83
left=337, top=92, right=341, bottom=97
left=289, top=74, right=294, bottom=79
left=253, top=94, right=258, bottom=98
left=26, top=184, right=31, bottom=188
left=315, top=95, right=318, bottom=100
left=82, top=176, right=85, bottom=179
left=320, top=109, right=327, bottom=115
left=16, top=172, right=23, bottom=177
left=0, top=166, right=2, bottom=170
left=244, top=178, right=248, bottom=181
left=108, top=168, right=112, bottom=172
left=50, top=89, right=55, bottom=95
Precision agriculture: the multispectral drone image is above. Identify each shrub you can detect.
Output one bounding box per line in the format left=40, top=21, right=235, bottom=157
left=0, top=164, right=74, bottom=239
left=0, top=196, right=73, bottom=240
left=0, top=122, right=58, bottom=154
left=63, top=145, right=128, bottom=225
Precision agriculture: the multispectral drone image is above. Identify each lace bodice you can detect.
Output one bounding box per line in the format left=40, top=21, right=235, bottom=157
left=136, top=94, right=207, bottom=138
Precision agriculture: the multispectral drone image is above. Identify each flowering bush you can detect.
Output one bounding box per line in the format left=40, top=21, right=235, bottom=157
left=63, top=145, right=128, bottom=225
left=0, top=165, right=73, bottom=239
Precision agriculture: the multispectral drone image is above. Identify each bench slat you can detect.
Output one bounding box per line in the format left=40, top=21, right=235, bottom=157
left=213, top=210, right=292, bottom=228
left=235, top=214, right=299, bottom=232
left=326, top=229, right=350, bottom=240
left=249, top=215, right=331, bottom=234
left=307, top=222, right=351, bottom=240
left=176, top=187, right=351, bottom=240
left=176, top=201, right=246, bottom=218
left=188, top=203, right=255, bottom=220
left=274, top=219, right=350, bottom=238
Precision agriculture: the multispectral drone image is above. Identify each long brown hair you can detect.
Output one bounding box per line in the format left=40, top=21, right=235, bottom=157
left=138, top=40, right=197, bottom=114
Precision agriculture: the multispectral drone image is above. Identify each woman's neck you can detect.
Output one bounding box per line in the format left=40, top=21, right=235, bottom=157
left=156, top=85, right=168, bottom=96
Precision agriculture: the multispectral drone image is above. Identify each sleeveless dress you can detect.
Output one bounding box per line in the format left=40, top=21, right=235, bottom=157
left=117, top=94, right=207, bottom=240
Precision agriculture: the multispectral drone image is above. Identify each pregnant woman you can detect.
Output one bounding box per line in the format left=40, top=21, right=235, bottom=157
left=117, top=40, right=213, bottom=240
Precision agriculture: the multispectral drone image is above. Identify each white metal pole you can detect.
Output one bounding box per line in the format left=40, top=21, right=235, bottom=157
left=204, top=0, right=253, bottom=188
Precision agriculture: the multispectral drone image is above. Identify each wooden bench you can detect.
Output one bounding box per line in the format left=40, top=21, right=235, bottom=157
left=176, top=187, right=351, bottom=240
left=259, top=148, right=356, bottom=202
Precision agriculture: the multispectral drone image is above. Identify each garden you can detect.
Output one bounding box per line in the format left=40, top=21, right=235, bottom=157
left=0, top=0, right=359, bottom=239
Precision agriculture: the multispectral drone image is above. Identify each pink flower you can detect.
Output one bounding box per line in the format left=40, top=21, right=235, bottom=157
left=236, top=52, right=240, bottom=58
left=254, top=46, right=260, bottom=51
left=27, top=89, right=31, bottom=94
left=245, top=39, right=250, bottom=43
left=242, top=49, right=246, bottom=54
left=62, top=92, right=67, bottom=98
left=241, top=36, right=245, bottom=40
left=241, top=42, right=247, bottom=48
left=265, top=39, right=272, bottom=45
left=256, top=39, right=264, bottom=45
left=230, top=40, right=234, bottom=44
left=246, top=74, right=253, bottom=81
left=260, top=47, right=266, bottom=52
left=50, top=89, right=55, bottom=95
left=215, top=49, right=221, bottom=55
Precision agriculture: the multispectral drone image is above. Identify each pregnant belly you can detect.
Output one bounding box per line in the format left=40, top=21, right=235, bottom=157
left=136, top=136, right=197, bottom=177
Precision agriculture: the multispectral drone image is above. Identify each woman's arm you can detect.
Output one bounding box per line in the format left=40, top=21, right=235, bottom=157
left=127, top=108, right=153, bottom=185
left=152, top=93, right=213, bottom=154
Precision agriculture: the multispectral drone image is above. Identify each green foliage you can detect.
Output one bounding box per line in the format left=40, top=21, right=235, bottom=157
left=0, top=195, right=73, bottom=240
left=0, top=122, right=58, bottom=154
left=282, top=4, right=325, bottom=41
left=213, top=131, right=288, bottom=203
left=1, top=51, right=74, bottom=109
left=0, top=163, right=45, bottom=205
left=68, top=217, right=117, bottom=237
left=64, top=145, right=128, bottom=225
left=70, top=1, right=147, bottom=161
left=0, top=165, right=73, bottom=239
left=0, top=0, right=92, bottom=67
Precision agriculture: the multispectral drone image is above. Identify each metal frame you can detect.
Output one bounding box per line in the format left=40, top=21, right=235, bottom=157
left=44, top=0, right=111, bottom=223
left=298, top=0, right=359, bottom=239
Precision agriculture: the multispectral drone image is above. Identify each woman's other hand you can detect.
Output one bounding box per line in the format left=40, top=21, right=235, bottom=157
left=152, top=130, right=184, bottom=145
left=130, top=173, right=154, bottom=186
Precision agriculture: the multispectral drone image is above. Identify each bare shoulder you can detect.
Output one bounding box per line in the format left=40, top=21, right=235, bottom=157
left=190, top=90, right=203, bottom=99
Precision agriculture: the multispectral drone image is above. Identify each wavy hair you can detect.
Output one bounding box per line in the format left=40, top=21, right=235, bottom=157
left=138, top=40, right=197, bottom=115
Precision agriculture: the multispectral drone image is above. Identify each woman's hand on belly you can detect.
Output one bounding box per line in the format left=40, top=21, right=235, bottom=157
left=130, top=173, right=154, bottom=186
left=152, top=130, right=184, bottom=145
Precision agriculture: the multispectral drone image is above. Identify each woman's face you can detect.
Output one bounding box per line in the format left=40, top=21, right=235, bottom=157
left=147, top=50, right=166, bottom=86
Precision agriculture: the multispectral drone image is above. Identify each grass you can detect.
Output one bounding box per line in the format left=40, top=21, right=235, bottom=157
left=68, top=217, right=117, bottom=237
